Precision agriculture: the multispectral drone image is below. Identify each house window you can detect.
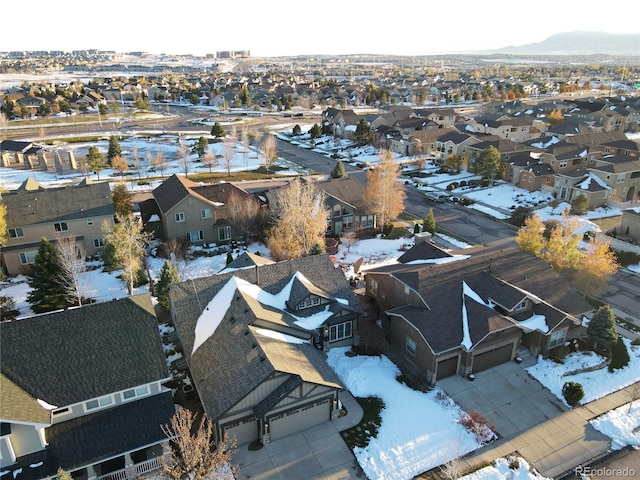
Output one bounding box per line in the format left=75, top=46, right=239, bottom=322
left=369, top=278, right=378, bottom=295
left=617, top=174, right=625, bottom=184
left=84, top=394, right=114, bottom=412
left=188, top=230, right=204, bottom=242
left=175, top=212, right=185, bottom=223
left=93, top=238, right=105, bottom=248
left=201, top=208, right=211, bottom=219
left=515, top=300, right=527, bottom=311
left=54, top=222, right=69, bottom=232
left=19, top=251, right=38, bottom=264
left=218, top=226, right=231, bottom=241
left=343, top=215, right=353, bottom=229
left=326, top=219, right=332, bottom=232
left=9, top=228, right=24, bottom=238
left=86, top=218, right=94, bottom=226
left=333, top=205, right=341, bottom=217
left=404, top=285, right=410, bottom=296
left=329, top=321, right=352, bottom=342
left=406, top=337, right=417, bottom=356
left=121, top=384, right=149, bottom=402
left=298, top=296, right=321, bottom=310
left=549, top=329, right=567, bottom=349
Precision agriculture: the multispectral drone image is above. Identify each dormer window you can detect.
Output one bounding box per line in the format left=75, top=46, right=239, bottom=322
left=298, top=296, right=321, bottom=310
left=516, top=300, right=527, bottom=311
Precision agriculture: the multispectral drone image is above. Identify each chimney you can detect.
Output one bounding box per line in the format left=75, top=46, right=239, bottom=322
left=255, top=264, right=260, bottom=285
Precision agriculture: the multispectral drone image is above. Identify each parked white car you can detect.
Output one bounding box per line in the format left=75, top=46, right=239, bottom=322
left=425, top=192, right=449, bottom=203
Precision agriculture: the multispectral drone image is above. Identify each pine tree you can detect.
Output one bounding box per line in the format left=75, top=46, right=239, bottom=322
left=156, top=260, right=179, bottom=311
left=515, top=214, right=546, bottom=257
left=473, top=145, right=502, bottom=180
left=423, top=208, right=436, bottom=234
left=86, top=146, right=106, bottom=180
left=587, top=305, right=617, bottom=349
left=331, top=160, right=347, bottom=179
left=210, top=122, right=226, bottom=138
left=226, top=251, right=233, bottom=266
left=27, top=237, right=70, bottom=313
left=108, top=135, right=121, bottom=161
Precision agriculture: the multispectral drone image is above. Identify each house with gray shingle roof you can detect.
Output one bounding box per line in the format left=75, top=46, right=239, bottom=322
left=1, top=180, right=115, bottom=276
left=316, top=177, right=377, bottom=234
left=0, top=294, right=175, bottom=480
left=169, top=254, right=361, bottom=446
left=364, top=246, right=590, bottom=385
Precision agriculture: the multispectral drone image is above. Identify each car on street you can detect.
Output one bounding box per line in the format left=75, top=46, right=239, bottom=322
left=425, top=191, right=449, bottom=203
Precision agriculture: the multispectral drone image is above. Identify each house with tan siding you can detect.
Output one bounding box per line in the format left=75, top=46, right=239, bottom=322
left=1, top=179, right=114, bottom=275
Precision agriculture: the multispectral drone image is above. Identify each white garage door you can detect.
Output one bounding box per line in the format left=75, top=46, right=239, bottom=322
left=222, top=416, right=258, bottom=446
left=268, top=397, right=331, bottom=441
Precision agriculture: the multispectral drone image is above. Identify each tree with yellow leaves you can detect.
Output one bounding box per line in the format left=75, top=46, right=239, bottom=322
left=515, top=214, right=546, bottom=257
left=365, top=149, right=406, bottom=230
left=544, top=210, right=583, bottom=271
left=575, top=235, right=618, bottom=298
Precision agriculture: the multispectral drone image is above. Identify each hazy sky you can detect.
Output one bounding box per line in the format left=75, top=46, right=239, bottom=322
left=3, top=0, right=638, bottom=57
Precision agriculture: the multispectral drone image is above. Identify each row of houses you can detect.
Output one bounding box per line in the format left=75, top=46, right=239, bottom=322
left=322, top=102, right=640, bottom=208
left=0, top=174, right=376, bottom=276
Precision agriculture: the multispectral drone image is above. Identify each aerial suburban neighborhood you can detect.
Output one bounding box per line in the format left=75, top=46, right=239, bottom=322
left=1, top=33, right=640, bottom=480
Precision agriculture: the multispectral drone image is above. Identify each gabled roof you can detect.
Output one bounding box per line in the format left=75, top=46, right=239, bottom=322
left=7, top=392, right=175, bottom=480
left=152, top=174, right=217, bottom=214
left=220, top=251, right=275, bottom=273
left=0, top=374, right=51, bottom=425
left=2, top=181, right=114, bottom=227
left=0, top=140, right=33, bottom=153
left=0, top=294, right=168, bottom=407
left=370, top=246, right=589, bottom=352
left=397, top=241, right=452, bottom=264
left=170, top=255, right=357, bottom=420
left=317, top=176, right=369, bottom=212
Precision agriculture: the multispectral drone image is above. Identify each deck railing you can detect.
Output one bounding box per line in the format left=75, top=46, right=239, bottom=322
left=96, top=456, right=163, bottom=480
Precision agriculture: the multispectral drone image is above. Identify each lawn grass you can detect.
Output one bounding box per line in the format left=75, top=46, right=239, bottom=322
left=340, top=396, right=383, bottom=449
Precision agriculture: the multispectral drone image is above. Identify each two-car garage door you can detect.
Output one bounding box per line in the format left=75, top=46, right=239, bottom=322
left=267, top=397, right=332, bottom=441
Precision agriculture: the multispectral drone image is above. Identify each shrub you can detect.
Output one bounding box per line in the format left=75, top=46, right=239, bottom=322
left=608, top=336, right=630, bottom=372
left=446, top=182, right=459, bottom=191
left=549, top=345, right=570, bottom=363
left=382, top=222, right=394, bottom=237
left=562, top=381, right=584, bottom=405
left=459, top=411, right=496, bottom=444
left=508, top=457, right=520, bottom=470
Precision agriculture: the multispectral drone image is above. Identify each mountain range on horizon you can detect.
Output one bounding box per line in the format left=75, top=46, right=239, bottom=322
left=484, top=31, right=639, bottom=56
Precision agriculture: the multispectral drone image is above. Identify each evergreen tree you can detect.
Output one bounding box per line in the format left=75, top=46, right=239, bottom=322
left=570, top=194, right=588, bottom=215
left=473, top=146, right=502, bottom=180
left=195, top=136, right=209, bottom=159
left=108, top=136, right=121, bottom=161
left=27, top=237, right=70, bottom=313
left=86, top=146, right=106, bottom=180
left=331, top=160, right=347, bottom=179
left=354, top=118, right=373, bottom=145
left=210, top=122, right=226, bottom=138
left=226, top=251, right=233, bottom=266
left=309, top=124, right=322, bottom=139
left=292, top=124, right=301, bottom=136
left=587, top=305, right=617, bottom=349
left=423, top=208, right=436, bottom=234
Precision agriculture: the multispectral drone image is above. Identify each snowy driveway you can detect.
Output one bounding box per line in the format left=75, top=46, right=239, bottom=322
left=437, top=352, right=567, bottom=439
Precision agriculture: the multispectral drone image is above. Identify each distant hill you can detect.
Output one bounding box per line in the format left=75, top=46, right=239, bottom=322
left=491, top=31, right=639, bottom=56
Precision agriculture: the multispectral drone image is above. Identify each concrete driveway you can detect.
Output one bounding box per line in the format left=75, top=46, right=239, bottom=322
left=437, top=351, right=568, bottom=439
left=232, top=392, right=364, bottom=480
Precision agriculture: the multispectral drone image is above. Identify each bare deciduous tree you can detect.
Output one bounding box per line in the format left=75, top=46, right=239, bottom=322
left=339, top=232, right=358, bottom=253
left=110, top=154, right=129, bottom=178
left=225, top=190, right=262, bottom=241
left=103, top=214, right=152, bottom=294
left=54, top=233, right=88, bottom=306
left=132, top=146, right=143, bottom=179
left=177, top=137, right=192, bottom=178
left=222, top=137, right=235, bottom=177
left=266, top=178, right=329, bottom=260
left=152, top=150, right=168, bottom=178
left=241, top=127, right=250, bottom=171
left=262, top=134, right=277, bottom=173
left=160, top=407, right=237, bottom=480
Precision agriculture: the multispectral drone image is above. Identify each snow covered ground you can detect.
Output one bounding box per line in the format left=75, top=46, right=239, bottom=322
left=3, top=127, right=640, bottom=479
left=590, top=400, right=640, bottom=450
left=461, top=456, right=551, bottom=480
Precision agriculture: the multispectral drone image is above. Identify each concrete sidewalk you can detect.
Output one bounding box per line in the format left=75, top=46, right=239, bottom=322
left=457, top=381, right=640, bottom=479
